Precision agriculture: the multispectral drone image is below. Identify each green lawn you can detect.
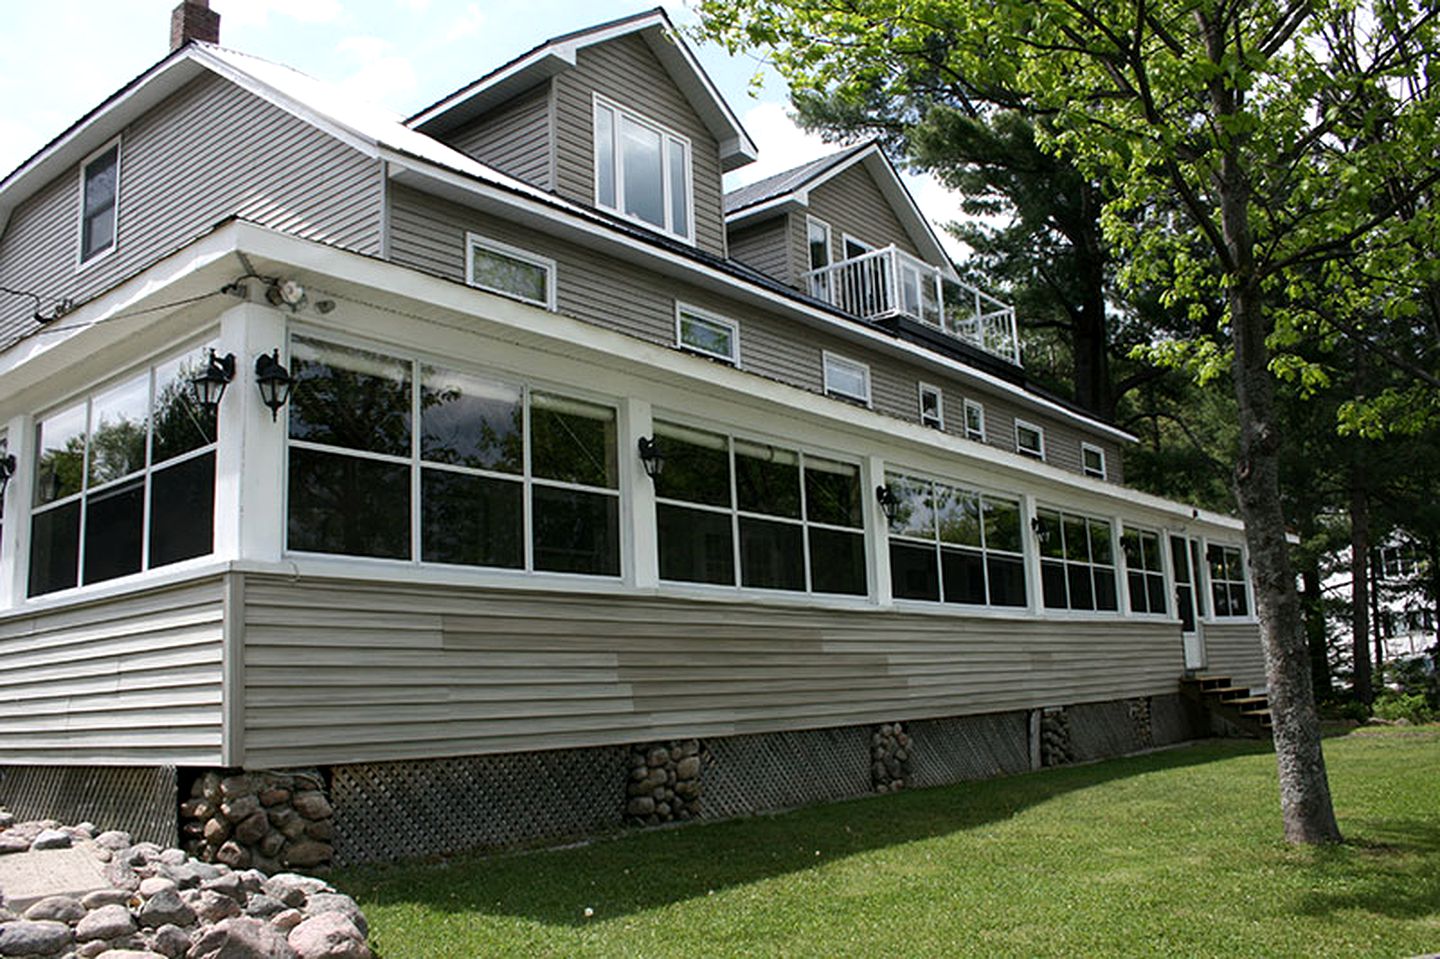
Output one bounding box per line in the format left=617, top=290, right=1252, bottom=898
left=336, top=727, right=1440, bottom=958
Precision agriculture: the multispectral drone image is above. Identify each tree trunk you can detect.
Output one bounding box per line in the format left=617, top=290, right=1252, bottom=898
left=1297, top=536, right=1332, bottom=698
left=1350, top=478, right=1373, bottom=703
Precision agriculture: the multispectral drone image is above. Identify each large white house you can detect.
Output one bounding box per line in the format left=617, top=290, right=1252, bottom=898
left=0, top=3, right=1269, bottom=865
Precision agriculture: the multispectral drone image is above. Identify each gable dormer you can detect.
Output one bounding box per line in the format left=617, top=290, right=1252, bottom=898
left=407, top=9, right=755, bottom=258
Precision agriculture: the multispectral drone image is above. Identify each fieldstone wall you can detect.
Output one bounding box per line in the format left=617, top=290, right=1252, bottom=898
left=1039, top=709, right=1075, bottom=766
left=870, top=723, right=912, bottom=793
left=1128, top=697, right=1155, bottom=749
left=625, top=740, right=702, bottom=825
left=180, top=770, right=334, bottom=874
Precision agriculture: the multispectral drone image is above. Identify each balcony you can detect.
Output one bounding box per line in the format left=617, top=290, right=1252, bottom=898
left=803, top=246, right=1021, bottom=367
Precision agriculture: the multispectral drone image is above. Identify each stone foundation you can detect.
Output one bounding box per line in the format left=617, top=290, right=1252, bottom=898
left=1039, top=708, right=1075, bottom=766
left=625, top=740, right=702, bottom=825
left=870, top=723, right=912, bottom=793
left=179, top=770, right=334, bottom=874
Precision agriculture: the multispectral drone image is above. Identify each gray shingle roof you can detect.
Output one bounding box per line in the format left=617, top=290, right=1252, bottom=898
left=723, top=142, right=872, bottom=215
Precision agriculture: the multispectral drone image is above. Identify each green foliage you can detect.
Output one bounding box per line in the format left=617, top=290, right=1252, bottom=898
left=1372, top=692, right=1437, bottom=724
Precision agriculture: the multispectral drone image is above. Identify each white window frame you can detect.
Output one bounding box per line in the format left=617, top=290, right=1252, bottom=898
left=592, top=93, right=695, bottom=244
left=674, top=303, right=740, bottom=366
left=963, top=399, right=986, bottom=442
left=1203, top=539, right=1254, bottom=620
left=1081, top=442, right=1107, bottom=479
left=842, top=233, right=874, bottom=258
left=1015, top=419, right=1046, bottom=460
left=918, top=382, right=944, bottom=430
left=806, top=216, right=834, bottom=300
left=464, top=232, right=557, bottom=311
left=76, top=136, right=122, bottom=270
left=822, top=351, right=872, bottom=406
left=1121, top=524, right=1170, bottom=618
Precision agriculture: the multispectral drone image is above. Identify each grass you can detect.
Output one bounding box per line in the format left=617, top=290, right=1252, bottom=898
left=335, top=727, right=1440, bottom=958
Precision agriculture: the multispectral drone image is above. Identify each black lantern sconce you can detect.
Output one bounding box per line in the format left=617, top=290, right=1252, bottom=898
left=637, top=436, right=665, bottom=479
left=254, top=350, right=296, bottom=422
left=189, top=349, right=235, bottom=415
left=1030, top=515, right=1052, bottom=545
left=0, top=453, right=16, bottom=500
left=875, top=484, right=899, bottom=523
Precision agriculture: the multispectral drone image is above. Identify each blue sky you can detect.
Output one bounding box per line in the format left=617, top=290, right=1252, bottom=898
left=0, top=0, right=969, bottom=255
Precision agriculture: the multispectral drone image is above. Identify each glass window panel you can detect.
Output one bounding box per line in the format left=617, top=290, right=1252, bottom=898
left=983, top=497, right=1023, bottom=553
left=289, top=337, right=412, bottom=457
left=87, top=374, right=148, bottom=487
left=935, top=485, right=982, bottom=548
left=658, top=503, right=734, bottom=585
left=1067, top=564, right=1095, bottom=610
left=1147, top=575, right=1168, bottom=615
left=738, top=516, right=804, bottom=591
left=1207, top=544, right=1227, bottom=582
left=595, top=105, right=615, bottom=209
left=1142, top=532, right=1164, bottom=572
left=987, top=555, right=1027, bottom=607
left=149, top=452, right=215, bottom=568
left=1041, top=560, right=1067, bottom=609
left=1122, top=530, right=1142, bottom=570
left=678, top=312, right=736, bottom=362
left=620, top=115, right=665, bottom=227
left=1093, top=568, right=1118, bottom=611
left=35, top=403, right=87, bottom=505
left=1036, top=509, right=1064, bottom=559
left=1171, top=537, right=1192, bottom=584
left=965, top=402, right=985, bottom=439
left=885, top=474, right=934, bottom=539
left=808, top=219, right=830, bottom=270
left=152, top=346, right=217, bottom=464
left=824, top=356, right=869, bottom=401
left=530, top=392, right=617, bottom=489
left=734, top=440, right=800, bottom=519
left=890, top=541, right=939, bottom=600
left=288, top=447, right=410, bottom=559
left=420, top=366, right=523, bottom=473
left=421, top=469, right=523, bottom=569
left=470, top=245, right=549, bottom=305
left=82, top=477, right=144, bottom=584
left=808, top=527, right=865, bottom=595
left=668, top=138, right=689, bottom=236
left=1230, top=584, right=1249, bottom=617
left=29, top=502, right=80, bottom=596
left=1128, top=571, right=1149, bottom=613
left=941, top=547, right=986, bottom=605
left=1062, top=515, right=1090, bottom=562
left=82, top=146, right=118, bottom=260
left=654, top=422, right=730, bottom=508
left=1177, top=584, right=1197, bottom=632
left=1083, top=446, right=1105, bottom=476
left=1017, top=424, right=1043, bottom=455
left=1212, top=583, right=1231, bottom=617
left=1089, top=520, right=1113, bottom=566
left=804, top=457, right=861, bottom=529
left=532, top=486, right=619, bottom=575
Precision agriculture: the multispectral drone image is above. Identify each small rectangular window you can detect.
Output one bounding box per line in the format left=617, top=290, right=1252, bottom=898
left=466, top=233, right=555, bottom=309
left=823, top=352, right=871, bottom=405
left=918, top=383, right=943, bottom=430
left=675, top=305, right=739, bottom=365
left=964, top=399, right=985, bottom=442
left=1015, top=420, right=1045, bottom=460
left=1081, top=443, right=1107, bottom=479
left=80, top=141, right=120, bottom=264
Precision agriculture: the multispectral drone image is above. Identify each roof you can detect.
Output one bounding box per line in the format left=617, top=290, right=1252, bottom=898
left=724, top=142, right=871, bottom=215
left=407, top=8, right=757, bottom=173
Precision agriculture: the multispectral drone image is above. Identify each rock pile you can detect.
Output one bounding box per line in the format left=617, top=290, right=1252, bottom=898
left=625, top=740, right=702, bottom=825
left=179, top=770, right=333, bottom=874
left=1040, top=708, right=1074, bottom=766
left=1127, top=697, right=1154, bottom=749
left=871, top=722, right=912, bottom=793
left=0, top=810, right=371, bottom=959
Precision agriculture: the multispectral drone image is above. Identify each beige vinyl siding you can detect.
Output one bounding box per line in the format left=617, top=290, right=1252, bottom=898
left=1203, top=622, right=1267, bottom=691
left=389, top=185, right=1120, bottom=476
left=0, top=577, right=226, bottom=765
left=552, top=34, right=727, bottom=257
left=241, top=574, right=1186, bottom=767
left=0, top=71, right=384, bottom=349
left=805, top=163, right=921, bottom=258
left=728, top=219, right=793, bottom=285
left=442, top=83, right=552, bottom=190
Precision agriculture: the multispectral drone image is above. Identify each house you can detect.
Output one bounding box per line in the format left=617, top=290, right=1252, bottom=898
left=0, top=3, right=1269, bottom=866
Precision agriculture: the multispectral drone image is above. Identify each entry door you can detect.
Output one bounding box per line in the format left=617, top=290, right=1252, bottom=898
left=1171, top=534, right=1206, bottom=670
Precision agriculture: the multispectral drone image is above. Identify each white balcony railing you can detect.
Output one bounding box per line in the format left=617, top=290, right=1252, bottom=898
left=803, top=246, right=1021, bottom=366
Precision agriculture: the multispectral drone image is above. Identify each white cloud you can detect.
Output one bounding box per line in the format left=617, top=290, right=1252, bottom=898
left=905, top=173, right=975, bottom=261
left=396, top=0, right=431, bottom=10
left=213, top=0, right=344, bottom=29
left=725, top=101, right=833, bottom=188
left=442, top=4, right=487, bottom=43
left=334, top=35, right=418, bottom=108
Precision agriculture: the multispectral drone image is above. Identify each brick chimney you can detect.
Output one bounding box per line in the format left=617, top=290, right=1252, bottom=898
left=170, top=0, right=221, bottom=50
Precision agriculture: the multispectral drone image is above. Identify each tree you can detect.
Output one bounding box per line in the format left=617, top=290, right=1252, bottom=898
left=698, top=0, right=1440, bottom=843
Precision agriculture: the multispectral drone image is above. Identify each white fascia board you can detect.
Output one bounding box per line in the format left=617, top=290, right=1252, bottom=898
left=407, top=51, right=575, bottom=132
left=638, top=28, right=757, bottom=171
left=724, top=193, right=808, bottom=228
left=385, top=157, right=1135, bottom=445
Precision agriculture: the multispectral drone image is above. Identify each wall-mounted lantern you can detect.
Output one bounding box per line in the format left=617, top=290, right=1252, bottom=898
left=637, top=436, right=665, bottom=479
left=188, top=349, right=235, bottom=415
left=875, top=484, right=899, bottom=523
left=255, top=350, right=296, bottom=421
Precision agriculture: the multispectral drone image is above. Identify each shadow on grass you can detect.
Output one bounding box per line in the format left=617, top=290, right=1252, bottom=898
left=1289, top=819, right=1440, bottom=921
left=334, top=738, right=1275, bottom=928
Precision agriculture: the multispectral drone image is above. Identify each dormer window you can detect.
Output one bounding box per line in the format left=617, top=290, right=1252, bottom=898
left=79, top=140, right=120, bottom=265
left=594, top=96, right=692, bottom=241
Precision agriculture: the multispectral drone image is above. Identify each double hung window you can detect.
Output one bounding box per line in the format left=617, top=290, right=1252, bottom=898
left=652, top=422, right=866, bottom=595
left=29, top=343, right=219, bottom=596
left=1122, top=527, right=1168, bottom=615
left=1015, top=420, right=1045, bottom=460
left=80, top=141, right=120, bottom=264
left=918, top=384, right=944, bottom=430
left=1206, top=544, right=1250, bottom=617
left=594, top=97, right=691, bottom=241
left=964, top=400, right=986, bottom=442
left=885, top=474, right=1027, bottom=607
left=286, top=334, right=619, bottom=576
left=1035, top=508, right=1118, bottom=611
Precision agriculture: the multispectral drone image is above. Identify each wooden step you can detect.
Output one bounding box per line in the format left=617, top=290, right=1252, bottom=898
left=1204, top=686, right=1250, bottom=700
left=1192, top=674, right=1234, bottom=690
left=1229, top=696, right=1269, bottom=709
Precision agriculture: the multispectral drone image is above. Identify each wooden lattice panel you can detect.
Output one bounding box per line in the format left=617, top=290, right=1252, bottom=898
left=330, top=747, right=628, bottom=866
left=700, top=727, right=871, bottom=820
left=0, top=765, right=178, bottom=846
left=1067, top=700, right=1147, bottom=762
left=1150, top=693, right=1204, bottom=746
left=908, top=712, right=1031, bottom=788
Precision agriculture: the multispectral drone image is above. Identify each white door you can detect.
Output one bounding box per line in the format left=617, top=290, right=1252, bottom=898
left=1171, top=534, right=1206, bottom=670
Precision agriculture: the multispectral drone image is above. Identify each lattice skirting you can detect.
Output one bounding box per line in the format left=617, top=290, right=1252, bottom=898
left=329, top=746, right=628, bottom=866
left=1067, top=700, right=1150, bottom=762
left=699, top=727, right=872, bottom=820
left=1149, top=693, right=1204, bottom=746
left=907, top=712, right=1031, bottom=787
left=0, top=765, right=178, bottom=846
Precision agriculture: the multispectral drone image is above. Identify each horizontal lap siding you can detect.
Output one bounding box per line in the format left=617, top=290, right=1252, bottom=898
left=241, top=574, right=1186, bottom=767
left=806, top=163, right=920, bottom=258
left=0, top=72, right=383, bottom=348
left=443, top=84, right=552, bottom=190
left=1204, top=622, right=1267, bottom=691
left=0, top=577, right=226, bottom=764
left=729, top=220, right=792, bottom=285
left=553, top=35, right=727, bottom=257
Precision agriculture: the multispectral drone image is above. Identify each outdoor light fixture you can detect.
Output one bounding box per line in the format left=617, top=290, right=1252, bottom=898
left=189, top=349, right=235, bottom=415
left=254, top=350, right=296, bottom=421
left=0, top=453, right=15, bottom=499
left=265, top=279, right=308, bottom=311
left=1030, top=515, right=1052, bottom=545
left=637, top=436, right=665, bottom=479
left=875, top=484, right=899, bottom=523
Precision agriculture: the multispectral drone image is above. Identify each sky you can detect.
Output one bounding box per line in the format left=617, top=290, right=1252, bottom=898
left=0, top=0, right=971, bottom=258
